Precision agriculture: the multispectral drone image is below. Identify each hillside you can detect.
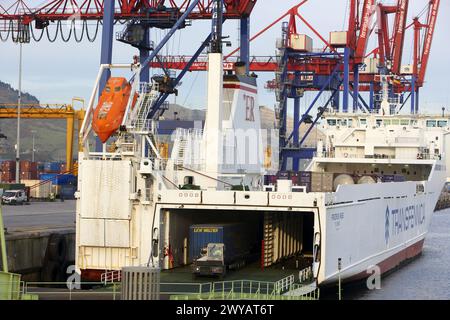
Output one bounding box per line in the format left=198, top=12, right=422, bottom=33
left=0, top=80, right=70, bottom=161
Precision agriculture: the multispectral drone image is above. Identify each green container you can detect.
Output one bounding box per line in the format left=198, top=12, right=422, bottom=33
left=0, top=183, right=25, bottom=191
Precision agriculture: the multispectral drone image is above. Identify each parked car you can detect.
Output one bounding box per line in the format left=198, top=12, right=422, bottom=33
left=1, top=189, right=27, bottom=205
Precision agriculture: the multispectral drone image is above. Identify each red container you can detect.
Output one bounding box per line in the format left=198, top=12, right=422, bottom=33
left=1, top=160, right=16, bottom=171
left=1, top=171, right=15, bottom=182
left=20, top=172, right=33, bottom=180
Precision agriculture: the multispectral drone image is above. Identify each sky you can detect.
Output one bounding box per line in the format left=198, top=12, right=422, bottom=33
left=1, top=0, right=450, bottom=115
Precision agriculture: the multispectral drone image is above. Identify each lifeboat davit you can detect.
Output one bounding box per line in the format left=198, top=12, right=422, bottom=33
left=92, top=77, right=133, bottom=143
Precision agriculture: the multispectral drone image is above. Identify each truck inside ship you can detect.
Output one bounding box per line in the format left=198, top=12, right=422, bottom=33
left=160, top=208, right=316, bottom=281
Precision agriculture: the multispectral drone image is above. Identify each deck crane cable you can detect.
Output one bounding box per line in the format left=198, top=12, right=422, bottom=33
left=59, top=20, right=73, bottom=42
left=73, top=20, right=86, bottom=42
left=46, top=22, right=60, bottom=42
left=0, top=21, right=12, bottom=41
left=85, top=20, right=99, bottom=42
left=29, top=22, right=45, bottom=41
left=181, top=66, right=200, bottom=107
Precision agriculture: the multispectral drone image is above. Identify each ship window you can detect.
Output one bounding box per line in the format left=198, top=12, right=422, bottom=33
left=359, top=119, right=367, bottom=125
left=114, top=86, right=121, bottom=92
left=426, top=120, right=437, bottom=127
left=411, top=120, right=418, bottom=125
left=376, top=119, right=382, bottom=126
left=384, top=119, right=391, bottom=125
left=105, top=86, right=111, bottom=93
left=327, top=119, right=337, bottom=126
left=400, top=119, right=409, bottom=125
left=391, top=119, right=399, bottom=125
left=339, top=119, right=347, bottom=126
left=348, top=119, right=353, bottom=127
left=438, top=120, right=447, bottom=127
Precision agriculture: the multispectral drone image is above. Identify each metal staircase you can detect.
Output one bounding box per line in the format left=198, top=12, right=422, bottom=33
left=263, top=212, right=274, bottom=267
left=274, top=47, right=290, bottom=147
left=130, top=82, right=160, bottom=132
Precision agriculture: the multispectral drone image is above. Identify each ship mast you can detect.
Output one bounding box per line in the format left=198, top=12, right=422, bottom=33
left=204, top=0, right=224, bottom=187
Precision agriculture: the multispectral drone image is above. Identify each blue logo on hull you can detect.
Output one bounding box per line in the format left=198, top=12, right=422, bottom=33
left=384, top=204, right=425, bottom=246
left=385, top=206, right=390, bottom=244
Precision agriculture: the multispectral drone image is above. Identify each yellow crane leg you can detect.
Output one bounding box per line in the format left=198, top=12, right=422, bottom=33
left=66, top=115, right=75, bottom=173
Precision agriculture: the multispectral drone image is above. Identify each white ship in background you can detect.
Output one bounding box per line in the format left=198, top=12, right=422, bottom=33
left=74, top=2, right=448, bottom=287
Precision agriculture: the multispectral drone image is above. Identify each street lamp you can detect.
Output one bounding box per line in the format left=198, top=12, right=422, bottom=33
left=31, top=130, right=37, bottom=162
left=14, top=24, right=30, bottom=183
left=15, top=42, right=23, bottom=183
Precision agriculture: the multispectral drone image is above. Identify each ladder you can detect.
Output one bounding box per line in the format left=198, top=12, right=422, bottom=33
left=176, top=138, right=188, bottom=167
left=263, top=212, right=274, bottom=267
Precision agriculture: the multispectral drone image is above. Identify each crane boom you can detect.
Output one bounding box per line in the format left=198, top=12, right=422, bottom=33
left=391, top=0, right=409, bottom=74
left=355, top=0, right=376, bottom=63
left=417, top=0, right=440, bottom=86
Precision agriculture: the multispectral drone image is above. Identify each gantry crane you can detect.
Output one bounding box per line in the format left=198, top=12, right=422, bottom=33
left=0, top=101, right=85, bottom=172
left=0, top=0, right=441, bottom=171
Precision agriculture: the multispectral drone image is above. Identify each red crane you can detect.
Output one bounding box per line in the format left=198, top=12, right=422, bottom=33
left=0, top=0, right=256, bottom=24
left=414, top=0, right=440, bottom=87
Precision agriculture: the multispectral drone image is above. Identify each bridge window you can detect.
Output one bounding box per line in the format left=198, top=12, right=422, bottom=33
left=327, top=119, right=337, bottom=126
left=400, top=119, right=409, bottom=126
left=426, top=120, right=437, bottom=127
left=438, top=120, right=447, bottom=127
left=359, top=118, right=367, bottom=125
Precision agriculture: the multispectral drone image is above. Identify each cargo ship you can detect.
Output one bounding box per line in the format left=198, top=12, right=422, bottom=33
left=74, top=44, right=449, bottom=287
left=74, top=3, right=447, bottom=286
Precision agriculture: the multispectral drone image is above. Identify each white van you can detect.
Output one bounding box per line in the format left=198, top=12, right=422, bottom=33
left=1, top=189, right=27, bottom=205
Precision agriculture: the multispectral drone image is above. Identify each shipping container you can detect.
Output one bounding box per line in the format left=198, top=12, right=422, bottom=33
left=263, top=175, right=277, bottom=185
left=0, top=183, right=25, bottom=191
left=22, top=179, right=52, bottom=199
left=189, top=223, right=256, bottom=265
left=311, top=172, right=334, bottom=192
left=60, top=184, right=76, bottom=199
left=39, top=173, right=77, bottom=186
left=43, top=162, right=63, bottom=173
left=289, top=34, right=313, bottom=52
left=299, top=171, right=312, bottom=183
left=277, top=171, right=290, bottom=180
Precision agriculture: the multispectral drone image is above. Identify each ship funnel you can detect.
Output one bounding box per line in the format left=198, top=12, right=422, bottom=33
left=235, top=61, right=247, bottom=76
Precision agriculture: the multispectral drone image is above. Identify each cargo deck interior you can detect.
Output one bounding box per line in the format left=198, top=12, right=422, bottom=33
left=161, top=208, right=315, bottom=283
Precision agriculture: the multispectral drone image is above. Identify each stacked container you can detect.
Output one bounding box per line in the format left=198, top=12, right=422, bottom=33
left=19, top=160, right=38, bottom=180
left=39, top=173, right=77, bottom=198
left=311, top=172, right=334, bottom=192
left=0, top=160, right=16, bottom=182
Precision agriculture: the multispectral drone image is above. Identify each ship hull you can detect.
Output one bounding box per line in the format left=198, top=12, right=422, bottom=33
left=317, top=167, right=445, bottom=286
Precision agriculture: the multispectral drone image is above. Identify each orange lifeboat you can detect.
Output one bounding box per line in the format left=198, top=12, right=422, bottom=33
left=92, top=77, right=134, bottom=143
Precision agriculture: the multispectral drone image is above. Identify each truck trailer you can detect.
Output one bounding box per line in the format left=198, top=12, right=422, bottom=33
left=190, top=223, right=258, bottom=278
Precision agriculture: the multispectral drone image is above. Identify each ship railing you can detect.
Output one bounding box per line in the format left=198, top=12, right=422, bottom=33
left=19, top=279, right=319, bottom=300
left=169, top=279, right=319, bottom=301
left=131, top=119, right=157, bottom=133
left=101, top=270, right=122, bottom=284
left=298, top=266, right=314, bottom=283
left=314, top=151, right=442, bottom=161
left=274, top=274, right=295, bottom=294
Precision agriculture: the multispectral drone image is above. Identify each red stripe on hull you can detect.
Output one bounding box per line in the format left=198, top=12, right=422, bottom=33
left=345, top=239, right=425, bottom=283
left=223, top=83, right=258, bottom=94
